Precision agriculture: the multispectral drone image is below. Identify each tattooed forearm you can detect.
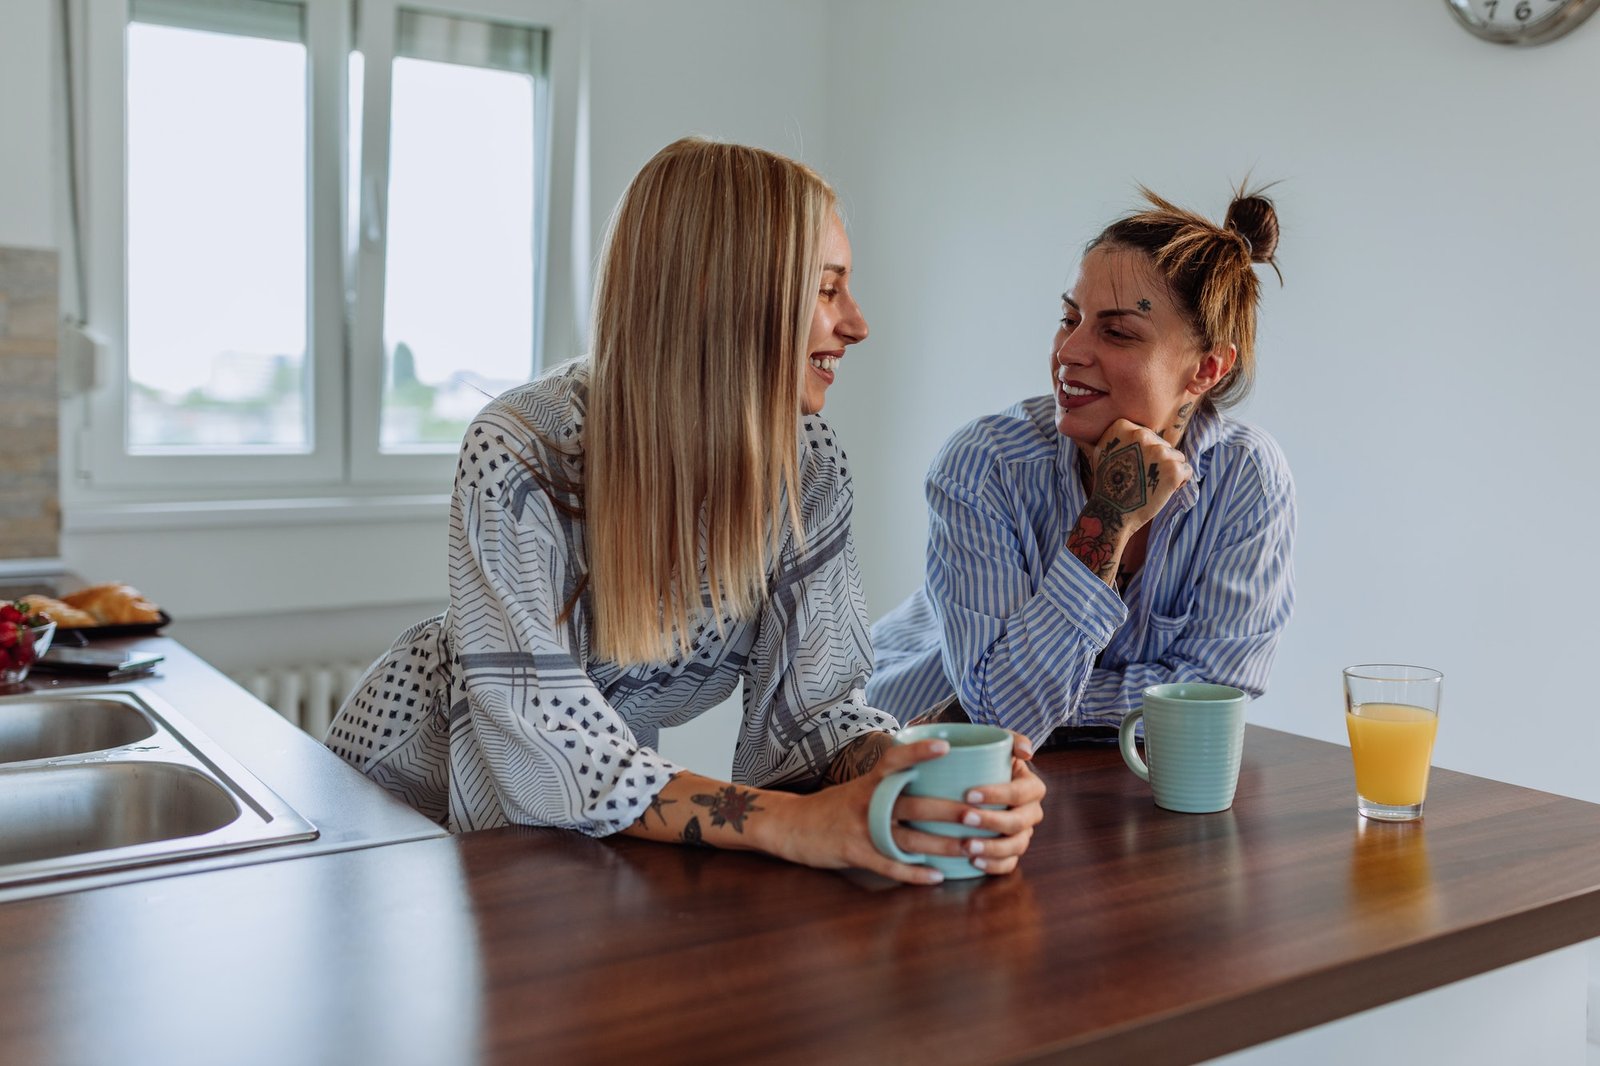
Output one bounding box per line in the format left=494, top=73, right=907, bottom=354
left=1067, top=496, right=1127, bottom=582
left=691, top=786, right=764, bottom=833
left=825, top=732, right=892, bottom=784
left=645, top=792, right=677, bottom=828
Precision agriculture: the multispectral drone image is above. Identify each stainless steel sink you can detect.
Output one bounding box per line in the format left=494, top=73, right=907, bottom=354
left=0, top=689, right=317, bottom=892
left=0, top=696, right=158, bottom=762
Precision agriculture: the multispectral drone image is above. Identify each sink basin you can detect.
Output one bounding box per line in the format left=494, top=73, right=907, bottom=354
left=0, top=762, right=239, bottom=866
left=0, top=689, right=318, bottom=895
left=0, top=697, right=158, bottom=762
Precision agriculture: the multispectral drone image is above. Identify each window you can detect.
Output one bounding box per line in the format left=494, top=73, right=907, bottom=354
left=76, top=0, right=577, bottom=495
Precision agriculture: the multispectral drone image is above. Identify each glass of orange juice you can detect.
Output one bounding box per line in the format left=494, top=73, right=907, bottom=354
left=1343, top=664, right=1442, bottom=822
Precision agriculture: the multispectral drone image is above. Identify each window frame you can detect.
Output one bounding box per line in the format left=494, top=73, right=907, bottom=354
left=71, top=0, right=579, bottom=501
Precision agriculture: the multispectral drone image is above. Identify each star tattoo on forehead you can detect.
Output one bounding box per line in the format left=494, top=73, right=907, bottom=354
left=1137, top=298, right=1152, bottom=312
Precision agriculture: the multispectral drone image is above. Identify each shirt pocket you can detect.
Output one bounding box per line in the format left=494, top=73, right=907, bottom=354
left=1141, top=607, right=1192, bottom=662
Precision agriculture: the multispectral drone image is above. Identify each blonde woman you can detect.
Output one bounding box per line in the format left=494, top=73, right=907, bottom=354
left=329, top=139, right=1045, bottom=884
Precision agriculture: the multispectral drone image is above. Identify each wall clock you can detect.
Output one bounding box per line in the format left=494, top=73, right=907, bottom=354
left=1445, top=0, right=1600, bottom=44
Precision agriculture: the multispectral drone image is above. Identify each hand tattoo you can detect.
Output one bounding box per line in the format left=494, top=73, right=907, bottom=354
left=691, top=786, right=764, bottom=833
left=1146, top=462, right=1159, bottom=493
left=682, top=815, right=706, bottom=847
left=1095, top=441, right=1148, bottom=513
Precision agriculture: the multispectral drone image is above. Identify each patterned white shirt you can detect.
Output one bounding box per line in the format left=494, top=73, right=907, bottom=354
left=328, top=360, right=897, bottom=834
left=865, top=396, right=1296, bottom=747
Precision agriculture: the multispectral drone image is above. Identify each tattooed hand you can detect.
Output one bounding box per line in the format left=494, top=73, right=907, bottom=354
left=1068, top=418, right=1193, bottom=585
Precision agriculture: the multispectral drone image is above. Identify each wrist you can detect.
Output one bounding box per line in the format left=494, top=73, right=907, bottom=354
left=747, top=788, right=804, bottom=858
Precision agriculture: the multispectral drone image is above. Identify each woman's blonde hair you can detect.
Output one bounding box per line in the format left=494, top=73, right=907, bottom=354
left=586, top=137, right=836, bottom=665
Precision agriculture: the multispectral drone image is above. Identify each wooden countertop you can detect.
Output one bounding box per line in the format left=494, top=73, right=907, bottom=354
left=3, top=725, right=1600, bottom=1065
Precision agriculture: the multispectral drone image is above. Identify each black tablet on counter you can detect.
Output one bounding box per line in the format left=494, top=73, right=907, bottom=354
left=35, top=647, right=164, bottom=681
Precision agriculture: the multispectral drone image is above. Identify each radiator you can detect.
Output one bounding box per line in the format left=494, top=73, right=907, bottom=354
left=234, top=661, right=371, bottom=739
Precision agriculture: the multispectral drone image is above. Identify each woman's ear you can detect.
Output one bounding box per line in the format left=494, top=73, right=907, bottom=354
left=1188, top=343, right=1238, bottom=395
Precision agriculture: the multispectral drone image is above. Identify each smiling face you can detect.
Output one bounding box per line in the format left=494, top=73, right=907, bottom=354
left=1051, top=245, right=1234, bottom=447
left=802, top=214, right=868, bottom=415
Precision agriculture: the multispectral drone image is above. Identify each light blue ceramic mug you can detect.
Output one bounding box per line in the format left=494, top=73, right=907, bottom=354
left=867, top=723, right=1013, bottom=879
left=1119, top=683, right=1248, bottom=814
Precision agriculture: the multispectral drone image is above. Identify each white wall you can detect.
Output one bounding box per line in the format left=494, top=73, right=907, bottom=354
left=0, top=0, right=56, bottom=251
left=5, top=0, right=1599, bottom=798
left=820, top=0, right=1600, bottom=805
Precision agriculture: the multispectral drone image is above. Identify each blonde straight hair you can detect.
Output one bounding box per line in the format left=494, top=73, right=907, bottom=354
left=587, top=138, right=836, bottom=665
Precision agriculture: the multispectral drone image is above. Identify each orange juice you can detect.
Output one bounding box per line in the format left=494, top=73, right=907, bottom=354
left=1346, top=702, right=1438, bottom=805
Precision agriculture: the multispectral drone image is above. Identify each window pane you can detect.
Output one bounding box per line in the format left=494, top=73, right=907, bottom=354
left=379, top=29, right=541, bottom=451
left=125, top=18, right=309, bottom=452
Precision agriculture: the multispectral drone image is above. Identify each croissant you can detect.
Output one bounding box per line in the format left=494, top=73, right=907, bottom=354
left=19, top=594, right=98, bottom=629
left=61, top=583, right=164, bottom=625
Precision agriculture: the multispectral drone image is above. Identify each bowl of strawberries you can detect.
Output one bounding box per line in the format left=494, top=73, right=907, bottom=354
left=0, top=601, right=56, bottom=687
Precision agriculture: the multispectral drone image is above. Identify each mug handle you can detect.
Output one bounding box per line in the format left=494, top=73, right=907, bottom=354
left=867, top=769, right=926, bottom=866
left=1119, top=708, right=1150, bottom=782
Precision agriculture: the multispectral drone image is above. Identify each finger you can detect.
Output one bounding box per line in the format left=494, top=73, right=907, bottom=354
left=1009, top=731, right=1036, bottom=762
left=877, top=737, right=950, bottom=774
left=964, top=765, right=1045, bottom=809
left=892, top=794, right=970, bottom=825
left=973, top=854, right=1021, bottom=876
left=853, top=846, right=948, bottom=886
left=960, top=825, right=1033, bottom=862
left=893, top=824, right=978, bottom=860
left=960, top=803, right=1041, bottom=837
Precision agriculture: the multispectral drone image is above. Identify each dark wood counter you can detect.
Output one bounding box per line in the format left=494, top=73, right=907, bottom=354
left=3, top=726, right=1600, bottom=1064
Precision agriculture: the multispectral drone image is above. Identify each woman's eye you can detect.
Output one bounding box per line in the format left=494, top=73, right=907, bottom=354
left=1059, top=315, right=1078, bottom=331
left=820, top=287, right=839, bottom=300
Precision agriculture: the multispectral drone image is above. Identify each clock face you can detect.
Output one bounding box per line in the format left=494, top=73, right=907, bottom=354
left=1446, top=0, right=1600, bottom=44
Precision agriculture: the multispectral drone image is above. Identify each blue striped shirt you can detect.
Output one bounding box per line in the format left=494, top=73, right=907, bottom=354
left=866, top=396, right=1295, bottom=747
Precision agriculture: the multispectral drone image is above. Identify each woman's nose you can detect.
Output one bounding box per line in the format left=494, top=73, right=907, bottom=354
left=838, top=296, right=868, bottom=345
left=1055, top=328, right=1089, bottom=367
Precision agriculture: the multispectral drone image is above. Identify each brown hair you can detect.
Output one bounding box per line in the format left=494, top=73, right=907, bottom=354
left=1089, top=184, right=1281, bottom=410
left=585, top=138, right=836, bottom=665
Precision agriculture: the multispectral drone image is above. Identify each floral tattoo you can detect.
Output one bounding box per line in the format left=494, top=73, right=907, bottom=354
left=691, top=786, right=764, bottom=833
left=1067, top=497, right=1125, bottom=580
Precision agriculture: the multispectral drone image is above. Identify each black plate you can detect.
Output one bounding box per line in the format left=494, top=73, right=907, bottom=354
left=52, top=610, right=173, bottom=646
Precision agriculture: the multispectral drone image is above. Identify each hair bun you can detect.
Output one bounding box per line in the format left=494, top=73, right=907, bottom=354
left=1224, top=191, right=1279, bottom=264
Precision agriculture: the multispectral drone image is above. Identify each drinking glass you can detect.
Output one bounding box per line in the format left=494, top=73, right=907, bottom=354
left=1343, top=664, right=1442, bottom=822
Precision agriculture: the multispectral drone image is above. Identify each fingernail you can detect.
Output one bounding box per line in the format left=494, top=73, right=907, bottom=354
left=973, top=857, right=989, bottom=871
left=965, top=790, right=984, bottom=805
left=966, top=839, right=985, bottom=855
left=1016, top=741, right=1035, bottom=759
left=925, top=869, right=945, bottom=884
left=962, top=810, right=982, bottom=827
left=929, top=740, right=951, bottom=755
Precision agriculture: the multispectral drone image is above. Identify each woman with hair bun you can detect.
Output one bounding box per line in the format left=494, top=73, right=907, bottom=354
left=867, top=187, right=1296, bottom=747
left=329, top=137, right=1045, bottom=884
